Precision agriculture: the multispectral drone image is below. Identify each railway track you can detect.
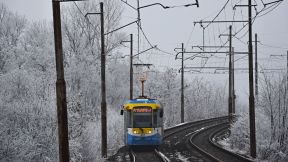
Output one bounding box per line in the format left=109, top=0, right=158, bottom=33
left=160, top=116, right=230, bottom=161
left=109, top=116, right=253, bottom=162
left=189, top=122, right=254, bottom=162
left=129, top=148, right=169, bottom=162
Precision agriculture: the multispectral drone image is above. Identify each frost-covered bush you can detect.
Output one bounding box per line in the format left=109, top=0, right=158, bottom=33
left=221, top=73, right=288, bottom=162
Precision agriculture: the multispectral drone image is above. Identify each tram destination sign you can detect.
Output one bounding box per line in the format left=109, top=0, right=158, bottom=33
left=133, top=108, right=152, bottom=113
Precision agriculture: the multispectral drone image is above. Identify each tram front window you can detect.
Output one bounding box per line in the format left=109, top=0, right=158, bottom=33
left=133, top=112, right=152, bottom=128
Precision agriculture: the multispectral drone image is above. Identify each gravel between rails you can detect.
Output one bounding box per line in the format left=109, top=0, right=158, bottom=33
left=130, top=148, right=165, bottom=162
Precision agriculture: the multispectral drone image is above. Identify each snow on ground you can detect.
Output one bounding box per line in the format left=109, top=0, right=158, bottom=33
left=165, top=122, right=188, bottom=130
left=217, top=139, right=248, bottom=155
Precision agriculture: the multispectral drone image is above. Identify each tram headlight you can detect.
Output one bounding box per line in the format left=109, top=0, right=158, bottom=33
left=148, top=130, right=152, bottom=134
left=133, top=130, right=137, bottom=134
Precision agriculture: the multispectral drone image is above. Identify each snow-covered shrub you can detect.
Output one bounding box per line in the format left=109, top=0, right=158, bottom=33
left=222, top=73, right=288, bottom=162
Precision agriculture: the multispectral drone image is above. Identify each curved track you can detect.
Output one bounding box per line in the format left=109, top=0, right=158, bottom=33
left=109, top=116, right=254, bottom=162
left=160, top=116, right=229, bottom=161
left=189, top=122, right=254, bottom=162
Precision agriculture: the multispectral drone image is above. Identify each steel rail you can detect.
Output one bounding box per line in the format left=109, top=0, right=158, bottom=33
left=154, top=149, right=170, bottom=162
left=189, top=123, right=226, bottom=162
left=160, top=116, right=230, bottom=162
left=164, top=116, right=229, bottom=139
left=189, top=122, right=254, bottom=162
left=130, top=148, right=167, bottom=162
left=209, top=126, right=254, bottom=162
left=129, top=149, right=136, bottom=162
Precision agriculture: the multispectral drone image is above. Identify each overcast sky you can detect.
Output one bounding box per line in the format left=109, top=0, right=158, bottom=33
left=1, top=0, right=287, bottom=105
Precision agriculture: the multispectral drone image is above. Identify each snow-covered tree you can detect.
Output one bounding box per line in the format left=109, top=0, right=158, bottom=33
left=224, top=72, right=288, bottom=162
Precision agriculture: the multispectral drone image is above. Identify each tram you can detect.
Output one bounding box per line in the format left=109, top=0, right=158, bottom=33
left=121, top=97, right=164, bottom=146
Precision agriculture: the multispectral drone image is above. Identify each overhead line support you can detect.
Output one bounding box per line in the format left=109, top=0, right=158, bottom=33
left=247, top=0, right=257, bottom=158
left=181, top=43, right=184, bottom=123
left=52, top=1, right=70, bottom=161
left=175, top=43, right=185, bottom=123
left=233, top=4, right=257, bottom=10
left=194, top=20, right=248, bottom=25
left=228, top=25, right=233, bottom=125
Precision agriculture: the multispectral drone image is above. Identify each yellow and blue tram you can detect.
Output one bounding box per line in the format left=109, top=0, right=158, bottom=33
left=121, top=98, right=164, bottom=146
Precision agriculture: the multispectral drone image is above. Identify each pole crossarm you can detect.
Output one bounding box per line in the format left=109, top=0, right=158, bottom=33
left=138, top=0, right=199, bottom=10
left=121, top=40, right=132, bottom=43
left=185, top=66, right=228, bottom=69
left=184, top=55, right=208, bottom=61
left=192, top=45, right=229, bottom=50
left=219, top=34, right=236, bottom=37
left=138, top=3, right=170, bottom=9
left=133, top=64, right=153, bottom=67
left=174, top=47, right=183, bottom=52
left=186, top=0, right=199, bottom=8
left=85, top=12, right=100, bottom=17
left=194, top=20, right=248, bottom=25
left=175, top=51, right=183, bottom=60
left=270, top=55, right=286, bottom=57
left=262, top=68, right=286, bottom=70
left=216, top=68, right=249, bottom=70
left=233, top=4, right=257, bottom=9
left=176, top=51, right=248, bottom=55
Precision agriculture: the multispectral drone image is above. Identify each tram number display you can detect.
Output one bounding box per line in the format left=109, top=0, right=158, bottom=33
left=133, top=108, right=152, bottom=113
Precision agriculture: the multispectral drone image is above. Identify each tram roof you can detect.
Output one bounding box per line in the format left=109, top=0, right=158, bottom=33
left=125, top=98, right=160, bottom=104
left=123, top=98, right=162, bottom=110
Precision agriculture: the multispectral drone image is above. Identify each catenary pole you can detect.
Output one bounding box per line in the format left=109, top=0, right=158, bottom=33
left=228, top=25, right=233, bottom=124
left=232, top=47, right=236, bottom=114
left=248, top=0, right=256, bottom=158
left=181, top=43, right=184, bottom=123
left=137, top=0, right=140, bottom=57
left=130, top=34, right=133, bottom=99
left=255, top=33, right=258, bottom=101
left=52, top=1, right=69, bottom=161
left=100, top=2, right=107, bottom=158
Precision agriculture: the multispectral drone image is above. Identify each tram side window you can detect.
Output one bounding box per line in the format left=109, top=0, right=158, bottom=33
left=153, top=110, right=158, bottom=127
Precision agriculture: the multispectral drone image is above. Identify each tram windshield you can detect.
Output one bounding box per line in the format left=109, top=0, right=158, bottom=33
left=132, top=107, right=152, bottom=128
left=133, top=112, right=152, bottom=128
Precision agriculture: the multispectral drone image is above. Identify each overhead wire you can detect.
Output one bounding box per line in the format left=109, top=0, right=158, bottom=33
left=215, top=0, right=281, bottom=52
left=136, top=22, right=154, bottom=48
left=256, top=1, right=282, bottom=18
left=258, top=42, right=288, bottom=50
left=185, top=25, right=196, bottom=49
left=204, top=0, right=230, bottom=28
left=185, top=0, right=284, bottom=73
left=155, top=48, right=175, bottom=56
left=73, top=2, right=100, bottom=35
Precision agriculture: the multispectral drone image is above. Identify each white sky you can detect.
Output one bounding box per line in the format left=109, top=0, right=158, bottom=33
left=1, top=0, right=287, bottom=106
